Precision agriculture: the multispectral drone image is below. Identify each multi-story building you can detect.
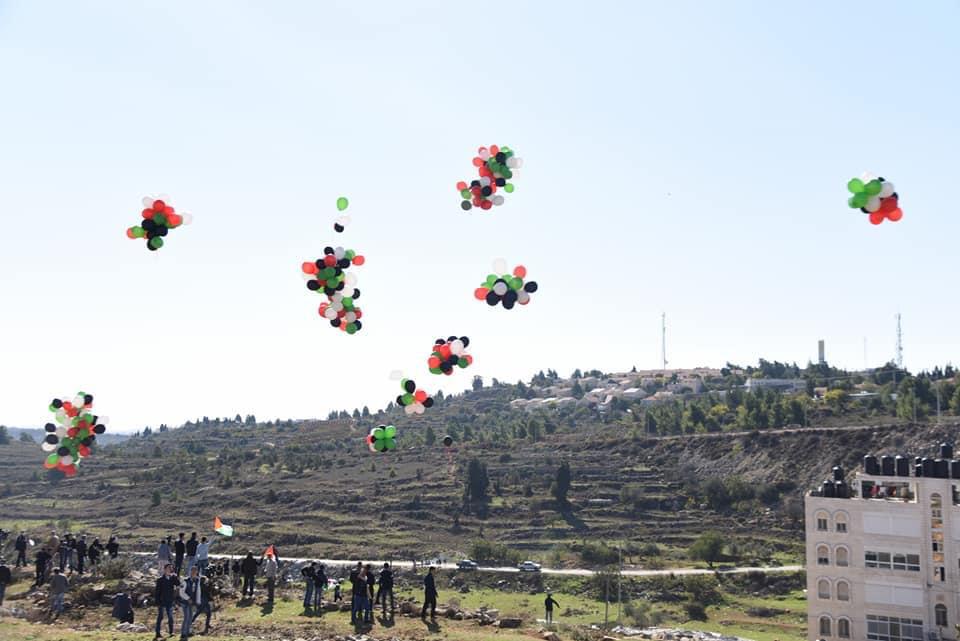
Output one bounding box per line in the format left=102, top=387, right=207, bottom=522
left=805, top=444, right=960, bottom=641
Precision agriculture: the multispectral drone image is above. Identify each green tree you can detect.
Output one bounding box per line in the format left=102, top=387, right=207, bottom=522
left=424, top=426, right=436, bottom=446
left=0, top=425, right=11, bottom=445
left=151, top=490, right=162, bottom=507
left=553, top=461, right=572, bottom=505
left=571, top=381, right=584, bottom=399
left=465, top=458, right=489, bottom=502
left=689, top=531, right=725, bottom=568
left=19, top=431, right=35, bottom=443
left=472, top=376, right=484, bottom=391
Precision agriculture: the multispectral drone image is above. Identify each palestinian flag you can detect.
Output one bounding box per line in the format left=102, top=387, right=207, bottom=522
left=214, top=516, right=234, bottom=537
left=263, top=544, right=275, bottom=558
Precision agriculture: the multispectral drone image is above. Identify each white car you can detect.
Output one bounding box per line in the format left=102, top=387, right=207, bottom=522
left=518, top=561, right=541, bottom=572
left=457, top=559, right=479, bottom=570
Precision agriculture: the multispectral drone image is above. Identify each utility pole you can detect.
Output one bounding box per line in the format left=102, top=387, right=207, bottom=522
left=604, top=574, right=609, bottom=629
left=896, top=313, right=903, bottom=369
left=617, top=544, right=622, bottom=624
left=661, top=312, right=667, bottom=372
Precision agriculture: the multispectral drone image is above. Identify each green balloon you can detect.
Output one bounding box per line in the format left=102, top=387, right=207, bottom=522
left=864, top=180, right=882, bottom=196
left=132, top=226, right=145, bottom=238
left=504, top=183, right=515, bottom=193
left=460, top=189, right=471, bottom=199
left=372, top=427, right=384, bottom=439
left=149, top=237, right=164, bottom=249
left=345, top=249, right=356, bottom=260
left=458, top=357, right=468, bottom=368
left=337, top=196, right=349, bottom=211
left=342, top=297, right=354, bottom=309
left=851, top=192, right=868, bottom=208
left=46, top=453, right=58, bottom=466
left=847, top=178, right=865, bottom=194
left=485, top=274, right=497, bottom=287
left=430, top=367, right=442, bottom=374
left=385, top=425, right=396, bottom=438
left=346, top=324, right=357, bottom=334
left=386, top=440, right=396, bottom=450
left=402, top=393, right=414, bottom=405
left=153, top=212, right=167, bottom=226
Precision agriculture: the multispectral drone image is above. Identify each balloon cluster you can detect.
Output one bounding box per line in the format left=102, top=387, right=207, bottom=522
left=334, top=196, right=350, bottom=233
left=302, top=247, right=366, bottom=334
left=41, top=393, right=107, bottom=477
left=474, top=264, right=537, bottom=310
left=428, top=336, right=473, bottom=375
left=396, top=379, right=434, bottom=415
left=847, top=176, right=902, bottom=225
left=126, top=197, right=192, bottom=251
left=457, top=145, right=522, bottom=211
left=366, top=425, right=398, bottom=453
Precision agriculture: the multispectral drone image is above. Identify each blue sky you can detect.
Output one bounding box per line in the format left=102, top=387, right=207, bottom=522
left=1, top=1, right=957, bottom=430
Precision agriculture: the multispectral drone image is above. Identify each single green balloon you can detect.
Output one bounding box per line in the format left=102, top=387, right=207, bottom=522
left=458, top=357, right=468, bottom=368
left=337, top=197, right=349, bottom=211
left=46, top=453, right=59, bottom=465
left=851, top=192, right=868, bottom=208
left=345, top=249, right=356, bottom=260
left=385, top=426, right=396, bottom=438
left=346, top=324, right=357, bottom=334
left=485, top=274, right=497, bottom=287
left=153, top=212, right=167, bottom=226
left=504, top=183, right=515, bottom=193
left=864, top=180, right=882, bottom=196
left=402, top=393, right=414, bottom=405
left=847, top=178, right=865, bottom=194
left=386, top=440, right=397, bottom=450
left=149, top=237, right=164, bottom=249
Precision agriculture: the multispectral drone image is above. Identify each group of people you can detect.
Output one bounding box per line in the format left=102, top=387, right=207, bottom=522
left=28, top=530, right=120, bottom=592
left=154, top=562, right=215, bottom=640
left=344, top=561, right=397, bottom=624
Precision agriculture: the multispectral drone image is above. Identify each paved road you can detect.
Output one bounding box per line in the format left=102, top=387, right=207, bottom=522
left=137, top=552, right=800, bottom=577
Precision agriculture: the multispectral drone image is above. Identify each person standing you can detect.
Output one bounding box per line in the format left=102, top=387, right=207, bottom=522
left=49, top=568, right=69, bottom=615
left=106, top=535, right=119, bottom=559
left=180, top=566, right=201, bottom=641
left=14, top=531, right=28, bottom=568
left=58, top=533, right=72, bottom=571
left=88, top=537, right=103, bottom=574
left=0, top=560, right=11, bottom=606
left=157, top=538, right=172, bottom=572
left=365, top=563, right=376, bottom=605
left=231, top=559, right=242, bottom=589
left=196, top=536, right=211, bottom=575
left=240, top=552, right=258, bottom=599
left=301, top=562, right=316, bottom=609
left=154, top=563, right=180, bottom=640
left=192, top=573, right=213, bottom=635
left=544, top=593, right=560, bottom=623
left=263, top=553, right=278, bottom=603
left=420, top=566, right=437, bottom=619
left=350, top=563, right=365, bottom=624
left=377, top=562, right=394, bottom=613
left=185, top=533, right=199, bottom=575
left=75, top=535, right=87, bottom=575
left=34, top=547, right=51, bottom=587
left=333, top=580, right=342, bottom=603
left=174, top=533, right=186, bottom=576
left=46, top=530, right=60, bottom=562
left=314, top=564, right=327, bottom=609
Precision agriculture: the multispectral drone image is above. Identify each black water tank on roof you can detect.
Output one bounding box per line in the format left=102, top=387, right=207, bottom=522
left=835, top=481, right=848, bottom=498
left=895, top=455, right=909, bottom=476
left=864, top=455, right=880, bottom=475
left=823, top=480, right=836, bottom=498
left=951, top=460, right=960, bottom=479
left=942, top=443, right=954, bottom=459
left=936, top=459, right=950, bottom=479
left=923, top=457, right=935, bottom=477
left=915, top=463, right=924, bottom=477
left=881, top=455, right=895, bottom=475
left=833, top=466, right=844, bottom=481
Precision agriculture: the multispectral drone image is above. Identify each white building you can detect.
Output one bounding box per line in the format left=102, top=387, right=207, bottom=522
left=745, top=377, right=806, bottom=394
left=805, top=445, right=959, bottom=641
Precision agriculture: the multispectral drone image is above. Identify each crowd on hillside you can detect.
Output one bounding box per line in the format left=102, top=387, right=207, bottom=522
left=0, top=526, right=457, bottom=641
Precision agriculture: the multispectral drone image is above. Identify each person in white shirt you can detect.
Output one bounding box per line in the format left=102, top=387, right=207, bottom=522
left=196, top=536, right=212, bottom=575
left=263, top=554, right=278, bottom=603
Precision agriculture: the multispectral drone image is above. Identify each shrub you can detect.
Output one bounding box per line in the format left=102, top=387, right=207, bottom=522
left=683, top=601, right=707, bottom=620
left=100, top=557, right=133, bottom=580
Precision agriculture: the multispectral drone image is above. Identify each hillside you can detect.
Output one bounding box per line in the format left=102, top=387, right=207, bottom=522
left=2, top=371, right=959, bottom=569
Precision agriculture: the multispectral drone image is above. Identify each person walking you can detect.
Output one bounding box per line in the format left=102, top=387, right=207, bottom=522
left=88, top=537, right=103, bottom=574
left=377, top=562, right=394, bottom=613
left=49, top=567, right=69, bottom=615
left=174, top=533, right=186, bottom=576
left=314, top=564, right=327, bottom=609
left=185, top=533, right=199, bottom=575
left=240, top=552, right=258, bottom=599
left=350, top=563, right=366, bottom=625
left=157, top=538, right=172, bottom=572
left=231, top=559, right=242, bottom=589
left=75, top=535, right=87, bottom=575
left=263, top=553, right=278, bottom=603
left=46, top=530, right=60, bottom=561
left=106, top=535, right=119, bottom=559
left=34, top=547, right=51, bottom=587
left=196, top=536, right=211, bottom=575
left=192, top=573, right=213, bottom=635
left=544, top=593, right=560, bottom=623
left=179, top=566, right=202, bottom=641
left=420, top=566, right=437, bottom=619
left=301, top=562, right=316, bottom=609
left=112, top=591, right=135, bottom=624
left=154, top=563, right=180, bottom=640
left=14, top=531, right=28, bottom=568
left=0, top=560, right=11, bottom=606
left=58, top=533, right=72, bottom=571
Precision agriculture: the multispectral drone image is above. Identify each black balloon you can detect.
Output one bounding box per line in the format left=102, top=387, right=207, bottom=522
left=404, top=379, right=416, bottom=394
left=485, top=291, right=500, bottom=306
left=443, top=435, right=453, bottom=447
left=57, top=446, right=70, bottom=456
left=94, top=424, right=106, bottom=434
left=423, top=397, right=434, bottom=408
left=45, top=434, right=58, bottom=444
left=461, top=201, right=472, bottom=211
left=460, top=336, right=470, bottom=347
left=334, top=223, right=345, bottom=233
left=84, top=394, right=93, bottom=404
left=52, top=399, right=62, bottom=408
left=523, top=281, right=538, bottom=293
left=44, top=423, right=56, bottom=432
left=307, top=280, right=320, bottom=291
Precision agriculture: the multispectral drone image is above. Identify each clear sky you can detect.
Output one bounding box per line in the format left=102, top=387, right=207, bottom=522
left=1, top=1, right=958, bottom=431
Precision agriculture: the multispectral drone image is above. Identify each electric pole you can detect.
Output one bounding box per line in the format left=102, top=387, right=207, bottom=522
left=661, top=312, right=667, bottom=372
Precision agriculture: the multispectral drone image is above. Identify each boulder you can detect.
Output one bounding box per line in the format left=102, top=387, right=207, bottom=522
left=0, top=606, right=27, bottom=619
left=543, top=632, right=561, bottom=641
left=499, top=618, right=523, bottom=629
left=399, top=601, right=418, bottom=616
left=116, top=622, right=149, bottom=633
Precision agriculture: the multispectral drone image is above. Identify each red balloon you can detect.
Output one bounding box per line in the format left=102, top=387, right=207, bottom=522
left=141, top=208, right=153, bottom=219
left=480, top=200, right=493, bottom=210
left=869, top=211, right=885, bottom=225
left=438, top=345, right=451, bottom=359
left=167, top=213, right=182, bottom=226
left=489, top=144, right=500, bottom=155
left=302, top=261, right=318, bottom=274
left=64, top=465, right=77, bottom=477
left=465, top=354, right=473, bottom=365
left=152, top=200, right=165, bottom=210
left=879, top=197, right=897, bottom=213
left=354, top=310, right=362, bottom=318
left=456, top=181, right=467, bottom=191
left=887, top=208, right=903, bottom=222
left=78, top=445, right=90, bottom=457
left=126, top=227, right=136, bottom=239
left=513, top=265, right=527, bottom=278
left=352, top=255, right=365, bottom=266
left=324, top=255, right=337, bottom=267
left=474, top=287, right=489, bottom=300
left=428, top=356, right=441, bottom=369
left=414, top=390, right=427, bottom=403
left=472, top=157, right=484, bottom=167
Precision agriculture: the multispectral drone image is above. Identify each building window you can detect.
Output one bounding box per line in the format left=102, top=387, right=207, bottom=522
left=838, top=618, right=851, bottom=639
left=836, top=547, right=849, bottom=567
left=818, top=579, right=831, bottom=599
left=818, top=545, right=830, bottom=565
left=931, top=493, right=943, bottom=529
left=836, top=521, right=847, bottom=533
left=835, top=513, right=848, bottom=533
left=866, top=614, right=924, bottom=641
left=891, top=553, right=920, bottom=571
left=820, top=616, right=832, bottom=637
left=865, top=550, right=919, bottom=571
left=817, top=512, right=829, bottom=531
left=935, top=604, right=947, bottom=627
left=836, top=581, right=850, bottom=601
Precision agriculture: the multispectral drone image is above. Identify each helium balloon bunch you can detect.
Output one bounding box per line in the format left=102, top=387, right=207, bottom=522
left=366, top=424, right=398, bottom=453
left=396, top=378, right=434, bottom=415
left=41, top=393, right=107, bottom=477
left=428, top=336, right=473, bottom=375
left=126, top=196, right=192, bottom=251
left=474, top=264, right=538, bottom=310
left=457, top=145, right=522, bottom=211
left=302, top=246, right=366, bottom=334
left=847, top=176, right=902, bottom=225
left=333, top=196, right=350, bottom=233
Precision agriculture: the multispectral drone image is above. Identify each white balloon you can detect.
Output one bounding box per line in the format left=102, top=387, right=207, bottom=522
left=493, top=282, right=508, bottom=296
left=345, top=274, right=358, bottom=287
left=866, top=196, right=882, bottom=212
left=880, top=182, right=895, bottom=198
left=515, top=158, right=524, bottom=168
left=492, top=195, right=505, bottom=206
left=157, top=193, right=171, bottom=202
left=99, top=416, right=110, bottom=425
left=324, top=308, right=337, bottom=320
left=480, top=176, right=491, bottom=187
left=336, top=215, right=352, bottom=226
left=59, top=455, right=73, bottom=465
left=73, top=396, right=84, bottom=407
left=181, top=213, right=194, bottom=225
left=334, top=247, right=345, bottom=259
left=345, top=312, right=356, bottom=323
left=450, top=339, right=465, bottom=356
left=414, top=403, right=425, bottom=415
left=404, top=404, right=416, bottom=415
left=518, top=290, right=531, bottom=305
left=55, top=409, right=67, bottom=423
left=492, top=258, right=508, bottom=274
left=142, top=196, right=155, bottom=207
left=506, top=157, right=518, bottom=168
left=478, top=148, right=490, bottom=160
left=41, top=441, right=56, bottom=452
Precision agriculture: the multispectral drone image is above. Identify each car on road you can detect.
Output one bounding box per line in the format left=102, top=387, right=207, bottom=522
left=518, top=561, right=541, bottom=572
left=457, top=559, right=479, bottom=570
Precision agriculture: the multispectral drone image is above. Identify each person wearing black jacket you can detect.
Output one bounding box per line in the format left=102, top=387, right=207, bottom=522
left=88, top=538, right=103, bottom=573
left=313, top=564, right=327, bottom=609
left=106, top=536, right=120, bottom=559
left=174, top=533, right=186, bottom=576
left=34, top=547, right=51, bottom=587
left=112, top=592, right=134, bottom=624
left=154, top=564, right=180, bottom=640
left=544, top=593, right=560, bottom=623
left=420, top=566, right=437, bottom=619
left=0, top=561, right=11, bottom=606
left=191, top=574, right=213, bottom=634
left=376, top=562, right=394, bottom=613
left=75, top=536, right=87, bottom=574
left=14, top=532, right=28, bottom=567
left=240, top=552, right=258, bottom=598
left=349, top=563, right=365, bottom=624
left=301, top=562, right=316, bottom=608
left=185, top=533, right=199, bottom=576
